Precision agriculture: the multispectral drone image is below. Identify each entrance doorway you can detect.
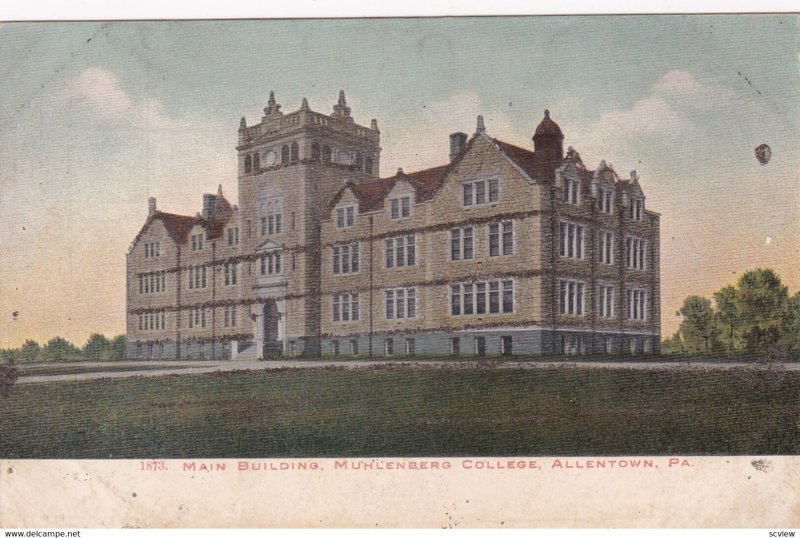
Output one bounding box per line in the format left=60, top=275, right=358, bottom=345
left=263, top=299, right=282, bottom=358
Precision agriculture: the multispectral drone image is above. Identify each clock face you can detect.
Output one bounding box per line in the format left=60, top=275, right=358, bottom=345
left=264, top=149, right=277, bottom=167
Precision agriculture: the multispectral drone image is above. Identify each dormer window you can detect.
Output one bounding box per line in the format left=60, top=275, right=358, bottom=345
left=564, top=178, right=581, bottom=205
left=390, top=196, right=411, bottom=219
left=191, top=234, right=204, bottom=251
left=599, top=187, right=614, bottom=213
left=336, top=205, right=356, bottom=228
left=630, top=198, right=644, bottom=220
left=463, top=178, right=499, bottom=207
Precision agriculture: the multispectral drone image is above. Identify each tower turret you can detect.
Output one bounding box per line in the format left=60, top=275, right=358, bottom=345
left=532, top=109, right=564, bottom=163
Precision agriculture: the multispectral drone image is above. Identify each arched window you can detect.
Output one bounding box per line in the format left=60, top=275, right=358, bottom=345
left=322, top=145, right=332, bottom=164
left=311, top=143, right=321, bottom=162
left=291, top=141, right=299, bottom=163
left=281, top=145, right=290, bottom=164
left=355, top=153, right=363, bottom=170
left=365, top=157, right=373, bottom=174
left=253, top=152, right=260, bottom=171
left=244, top=154, right=252, bottom=173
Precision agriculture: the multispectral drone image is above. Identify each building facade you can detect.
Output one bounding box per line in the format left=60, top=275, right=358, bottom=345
left=126, top=92, right=660, bottom=360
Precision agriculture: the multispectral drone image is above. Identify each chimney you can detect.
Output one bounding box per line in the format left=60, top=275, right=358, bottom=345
left=202, top=194, right=218, bottom=219
left=148, top=197, right=157, bottom=216
left=449, top=132, right=468, bottom=162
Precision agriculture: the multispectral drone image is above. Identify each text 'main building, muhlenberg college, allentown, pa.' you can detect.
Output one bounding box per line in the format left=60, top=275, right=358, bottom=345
left=126, top=91, right=660, bottom=360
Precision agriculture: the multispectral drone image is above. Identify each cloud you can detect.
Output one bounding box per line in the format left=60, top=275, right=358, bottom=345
left=63, top=67, right=184, bottom=131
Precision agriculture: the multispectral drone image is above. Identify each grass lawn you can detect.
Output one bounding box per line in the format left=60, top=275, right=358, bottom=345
left=1, top=365, right=798, bottom=457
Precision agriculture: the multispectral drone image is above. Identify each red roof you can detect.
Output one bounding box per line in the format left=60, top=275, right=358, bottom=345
left=493, top=139, right=559, bottom=183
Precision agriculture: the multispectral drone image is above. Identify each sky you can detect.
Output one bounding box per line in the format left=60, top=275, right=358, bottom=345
left=0, top=15, right=798, bottom=348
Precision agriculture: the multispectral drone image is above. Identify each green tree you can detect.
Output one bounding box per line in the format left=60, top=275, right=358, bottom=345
left=110, top=335, right=127, bottom=360
left=83, top=333, right=111, bottom=360
left=714, top=285, right=739, bottom=351
left=783, top=292, right=800, bottom=354
left=18, top=340, right=41, bottom=362
left=735, top=269, right=789, bottom=352
left=42, top=337, right=80, bottom=361
left=677, top=296, right=720, bottom=353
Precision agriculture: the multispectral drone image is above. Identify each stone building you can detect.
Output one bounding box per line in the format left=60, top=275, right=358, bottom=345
left=126, top=91, right=660, bottom=359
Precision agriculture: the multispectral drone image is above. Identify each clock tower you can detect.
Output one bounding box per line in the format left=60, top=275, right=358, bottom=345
left=235, top=91, right=381, bottom=358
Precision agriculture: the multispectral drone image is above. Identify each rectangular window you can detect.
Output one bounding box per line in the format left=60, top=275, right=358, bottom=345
left=385, top=288, right=417, bottom=319
left=405, top=338, right=415, bottom=356
left=630, top=198, right=644, bottom=220
left=559, top=279, right=586, bottom=316
left=565, top=178, right=581, bottom=204
left=475, top=336, right=486, bottom=357
left=385, top=338, right=394, bottom=356
left=599, top=231, right=614, bottom=264
left=599, top=188, right=615, bottom=213
left=389, top=196, right=411, bottom=219
left=333, top=292, right=359, bottom=322
left=597, top=284, right=615, bottom=318
left=349, top=339, right=358, bottom=356
left=463, top=178, right=499, bottom=206
left=246, top=220, right=252, bottom=238
left=261, top=216, right=267, bottom=236
left=331, top=341, right=340, bottom=356
left=450, top=337, right=460, bottom=356
left=501, top=336, right=513, bottom=356
left=336, top=206, right=355, bottom=229
left=627, top=288, right=648, bottom=320
left=451, top=280, right=514, bottom=315
left=490, top=221, right=514, bottom=256
left=559, top=221, right=585, bottom=259
left=450, top=227, right=474, bottom=260
left=332, top=243, right=360, bottom=274
left=626, top=236, right=648, bottom=270
left=385, top=235, right=416, bottom=268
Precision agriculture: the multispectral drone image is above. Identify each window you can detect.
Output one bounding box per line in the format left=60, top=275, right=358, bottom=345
left=336, top=206, right=356, bottom=228
left=463, top=178, right=499, bottom=206
left=625, top=236, right=648, bottom=270
left=191, top=234, right=204, bottom=251
left=139, top=271, right=166, bottom=294
left=630, top=198, right=644, bottom=220
left=405, top=338, right=415, bottom=356
left=322, top=145, right=332, bottom=163
left=558, top=221, right=584, bottom=259
left=281, top=145, right=290, bottom=164
left=488, top=221, right=513, bottom=256
left=311, top=143, right=321, bottom=161
left=349, top=339, right=359, bottom=356
left=355, top=153, right=363, bottom=170
left=389, top=196, right=411, bottom=219
left=332, top=292, right=360, bottom=322
left=384, top=288, right=417, bottom=319
left=451, top=280, right=514, bottom=315
left=188, top=307, right=208, bottom=328
left=385, top=338, right=394, bottom=356
left=597, top=284, right=615, bottom=318
left=450, top=337, right=460, bottom=356
left=223, top=306, right=238, bottom=327
left=475, top=336, right=486, bottom=357
left=290, top=142, right=299, bottom=163
left=188, top=266, right=207, bottom=289
left=332, top=243, right=359, bottom=274
left=450, top=227, right=474, bottom=260
left=564, top=177, right=581, bottom=204
left=331, top=341, right=340, bottom=356
left=224, top=263, right=238, bottom=285
left=260, top=252, right=282, bottom=275
left=559, top=279, right=585, bottom=316
left=385, top=235, right=416, bottom=267
left=246, top=220, right=252, bottom=238
left=144, top=241, right=161, bottom=259
left=501, top=336, right=513, bottom=356
left=253, top=152, right=260, bottom=171
left=244, top=154, right=252, bottom=173
left=562, top=335, right=581, bottom=355
left=627, top=288, right=648, bottom=320
left=599, top=231, right=614, bottom=264
left=599, top=187, right=614, bottom=213
left=365, top=157, right=373, bottom=174
left=227, top=227, right=239, bottom=246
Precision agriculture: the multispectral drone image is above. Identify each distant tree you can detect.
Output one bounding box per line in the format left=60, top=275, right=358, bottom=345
left=677, top=296, right=720, bottom=353
left=714, top=285, right=739, bottom=351
left=660, top=334, right=686, bottom=355
left=42, top=337, right=80, bottom=361
left=735, top=269, right=789, bottom=352
left=83, top=333, right=111, bottom=360
left=110, top=335, right=127, bottom=360
left=18, top=340, right=41, bottom=362
left=0, top=357, right=18, bottom=399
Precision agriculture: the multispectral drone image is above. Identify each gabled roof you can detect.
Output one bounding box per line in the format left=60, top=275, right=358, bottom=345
left=492, top=139, right=559, bottom=183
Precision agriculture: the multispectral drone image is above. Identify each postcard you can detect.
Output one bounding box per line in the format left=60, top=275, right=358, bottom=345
left=0, top=13, right=798, bottom=529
